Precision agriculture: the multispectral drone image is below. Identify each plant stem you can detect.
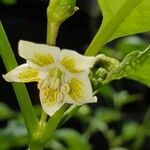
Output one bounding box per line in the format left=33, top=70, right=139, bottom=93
left=84, top=0, right=142, bottom=56
left=132, top=107, right=150, bottom=150
left=39, top=104, right=68, bottom=143
left=59, top=105, right=81, bottom=127
left=132, top=125, right=145, bottom=150
left=40, top=110, right=47, bottom=125
left=29, top=142, right=44, bottom=150
left=0, top=22, right=39, bottom=137
left=47, top=21, right=60, bottom=46
left=143, top=107, right=150, bottom=127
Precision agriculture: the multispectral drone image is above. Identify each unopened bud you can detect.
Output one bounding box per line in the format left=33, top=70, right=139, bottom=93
left=95, top=68, right=107, bottom=79
left=47, top=0, right=78, bottom=24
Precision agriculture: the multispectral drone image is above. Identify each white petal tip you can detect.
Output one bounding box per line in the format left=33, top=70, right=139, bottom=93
left=18, top=40, right=25, bottom=47
left=19, top=40, right=27, bottom=45
left=18, top=40, right=29, bottom=51
left=93, top=96, right=97, bottom=103
left=2, top=74, right=12, bottom=82
left=41, top=102, right=64, bottom=116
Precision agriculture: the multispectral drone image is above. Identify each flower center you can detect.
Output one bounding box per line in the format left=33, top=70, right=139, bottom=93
left=38, top=68, right=70, bottom=105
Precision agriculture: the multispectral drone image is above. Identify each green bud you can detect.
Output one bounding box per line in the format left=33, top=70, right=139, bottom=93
left=96, top=54, right=120, bottom=72
left=47, top=0, right=78, bottom=45
left=76, top=105, right=92, bottom=117
left=91, top=78, right=97, bottom=89
left=47, top=0, right=78, bottom=24
left=97, top=77, right=103, bottom=85
left=95, top=68, right=108, bottom=79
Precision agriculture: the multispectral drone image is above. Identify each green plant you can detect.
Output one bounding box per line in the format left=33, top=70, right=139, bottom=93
left=0, top=0, right=150, bottom=149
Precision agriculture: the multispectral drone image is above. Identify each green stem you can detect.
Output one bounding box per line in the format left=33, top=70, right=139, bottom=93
left=132, top=125, right=145, bottom=150
left=39, top=104, right=68, bottom=143
left=143, top=107, right=150, bottom=127
left=29, top=142, right=44, bottom=150
left=0, top=22, right=39, bottom=137
left=40, top=111, right=47, bottom=124
left=47, top=21, right=60, bottom=46
left=132, top=107, right=150, bottom=150
left=85, top=0, right=142, bottom=56
left=59, top=105, right=81, bottom=127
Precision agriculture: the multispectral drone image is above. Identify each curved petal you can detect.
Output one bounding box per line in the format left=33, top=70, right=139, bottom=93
left=64, top=72, right=97, bottom=104
left=19, top=40, right=60, bottom=67
left=3, top=64, right=40, bottom=82
left=60, top=49, right=96, bottom=74
left=39, top=87, right=64, bottom=116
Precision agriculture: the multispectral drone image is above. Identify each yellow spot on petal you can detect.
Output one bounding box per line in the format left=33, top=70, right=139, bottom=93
left=69, top=78, right=84, bottom=101
left=43, top=88, right=51, bottom=98
left=31, top=53, right=55, bottom=66
left=61, top=56, right=82, bottom=73
left=18, top=67, right=39, bottom=82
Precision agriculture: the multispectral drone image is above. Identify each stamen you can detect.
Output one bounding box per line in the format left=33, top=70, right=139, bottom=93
left=50, top=77, right=56, bottom=89
left=37, top=80, right=43, bottom=89
left=54, top=78, right=60, bottom=90
left=63, top=83, right=70, bottom=93
left=57, top=92, right=64, bottom=103
left=38, top=79, right=48, bottom=90
left=50, top=77, right=61, bottom=90
left=60, top=83, right=70, bottom=94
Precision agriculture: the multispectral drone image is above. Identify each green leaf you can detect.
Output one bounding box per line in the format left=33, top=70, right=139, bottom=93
left=75, top=105, right=92, bottom=118
left=99, top=0, right=150, bottom=42
left=85, top=0, right=150, bottom=56
left=54, top=129, right=92, bottom=150
left=122, top=122, right=139, bottom=141
left=0, top=22, right=38, bottom=137
left=113, top=91, right=139, bottom=109
left=0, top=102, right=15, bottom=120
left=116, top=36, right=149, bottom=59
left=45, top=139, right=66, bottom=150
left=0, top=120, right=28, bottom=149
left=95, top=108, right=121, bottom=123
left=104, top=46, right=150, bottom=87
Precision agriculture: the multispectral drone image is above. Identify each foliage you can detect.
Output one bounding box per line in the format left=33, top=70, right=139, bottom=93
left=0, top=0, right=150, bottom=150
left=0, top=82, right=149, bottom=149
left=104, top=46, right=150, bottom=87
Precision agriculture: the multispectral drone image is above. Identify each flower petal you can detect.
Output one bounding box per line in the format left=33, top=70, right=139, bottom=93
left=19, top=40, right=60, bottom=66
left=60, top=49, right=96, bottom=74
left=65, top=73, right=97, bottom=104
left=3, top=64, right=40, bottom=82
left=39, top=87, right=64, bottom=116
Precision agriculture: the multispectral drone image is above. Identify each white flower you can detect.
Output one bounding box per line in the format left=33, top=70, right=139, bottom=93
left=3, top=40, right=97, bottom=116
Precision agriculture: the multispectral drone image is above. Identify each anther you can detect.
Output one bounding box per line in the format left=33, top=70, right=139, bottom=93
left=38, top=79, right=48, bottom=90
left=50, top=77, right=61, bottom=90
left=54, top=78, right=60, bottom=90
left=50, top=77, right=56, bottom=89
left=57, top=92, right=64, bottom=103
left=60, top=83, right=70, bottom=94
left=63, top=83, right=70, bottom=93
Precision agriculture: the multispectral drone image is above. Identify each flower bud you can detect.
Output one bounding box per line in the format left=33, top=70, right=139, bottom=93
left=95, top=68, right=108, bottom=79
left=47, top=0, right=78, bottom=24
